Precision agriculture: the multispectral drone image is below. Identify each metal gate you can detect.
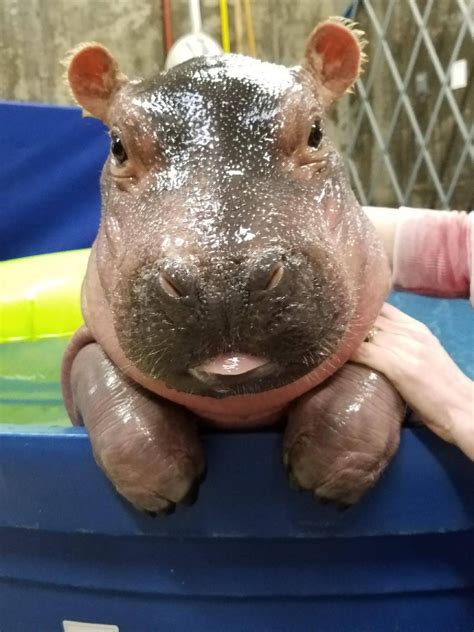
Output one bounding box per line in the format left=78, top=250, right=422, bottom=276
left=341, top=0, right=473, bottom=210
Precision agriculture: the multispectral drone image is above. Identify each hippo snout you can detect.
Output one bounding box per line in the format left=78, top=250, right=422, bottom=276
left=156, top=249, right=286, bottom=303
left=113, top=246, right=351, bottom=396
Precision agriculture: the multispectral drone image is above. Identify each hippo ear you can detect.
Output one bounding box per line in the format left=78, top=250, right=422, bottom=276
left=303, top=18, right=366, bottom=106
left=64, top=43, right=128, bottom=120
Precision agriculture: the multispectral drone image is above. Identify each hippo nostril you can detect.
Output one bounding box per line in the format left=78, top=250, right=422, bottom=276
left=265, top=261, right=285, bottom=291
left=249, top=251, right=286, bottom=292
left=159, top=271, right=183, bottom=299
left=158, top=261, right=198, bottom=299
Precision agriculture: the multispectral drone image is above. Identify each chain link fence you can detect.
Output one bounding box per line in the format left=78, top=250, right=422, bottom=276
left=339, top=0, right=473, bottom=210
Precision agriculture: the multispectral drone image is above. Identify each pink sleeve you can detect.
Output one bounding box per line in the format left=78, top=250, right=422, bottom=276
left=392, top=209, right=473, bottom=304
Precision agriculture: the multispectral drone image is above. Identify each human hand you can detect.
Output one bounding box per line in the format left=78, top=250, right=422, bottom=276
left=351, top=303, right=474, bottom=460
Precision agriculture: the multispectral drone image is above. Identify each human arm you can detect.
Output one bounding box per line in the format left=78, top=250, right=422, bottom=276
left=351, top=302, right=474, bottom=460
left=363, top=206, right=473, bottom=304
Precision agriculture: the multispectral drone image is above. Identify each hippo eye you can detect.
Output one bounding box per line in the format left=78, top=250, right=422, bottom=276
left=308, top=121, right=323, bottom=150
left=110, top=133, right=128, bottom=165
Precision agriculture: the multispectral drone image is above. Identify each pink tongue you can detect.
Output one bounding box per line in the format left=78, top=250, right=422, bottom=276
left=198, top=354, right=268, bottom=376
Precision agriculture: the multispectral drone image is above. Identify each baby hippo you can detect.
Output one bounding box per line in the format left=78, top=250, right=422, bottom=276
left=62, top=18, right=404, bottom=513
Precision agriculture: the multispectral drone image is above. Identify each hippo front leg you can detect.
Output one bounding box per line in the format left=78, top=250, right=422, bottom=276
left=68, top=343, right=205, bottom=514
left=283, top=363, right=405, bottom=505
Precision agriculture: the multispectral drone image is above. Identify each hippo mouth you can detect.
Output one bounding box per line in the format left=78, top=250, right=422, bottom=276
left=112, top=255, right=356, bottom=397
left=189, top=353, right=279, bottom=391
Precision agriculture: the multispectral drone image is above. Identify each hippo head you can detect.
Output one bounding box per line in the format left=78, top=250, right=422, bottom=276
left=67, top=19, right=389, bottom=404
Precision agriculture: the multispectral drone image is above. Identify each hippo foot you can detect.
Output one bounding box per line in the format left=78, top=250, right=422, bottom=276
left=69, top=343, right=205, bottom=513
left=95, top=436, right=204, bottom=514
left=283, top=362, right=405, bottom=505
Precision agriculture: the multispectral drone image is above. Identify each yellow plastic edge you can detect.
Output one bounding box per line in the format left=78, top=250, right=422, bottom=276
left=0, top=249, right=90, bottom=343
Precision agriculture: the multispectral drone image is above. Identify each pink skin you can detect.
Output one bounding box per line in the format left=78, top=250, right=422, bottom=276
left=62, top=20, right=404, bottom=512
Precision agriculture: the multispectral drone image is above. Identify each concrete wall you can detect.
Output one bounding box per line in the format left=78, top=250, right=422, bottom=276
left=0, top=0, right=346, bottom=104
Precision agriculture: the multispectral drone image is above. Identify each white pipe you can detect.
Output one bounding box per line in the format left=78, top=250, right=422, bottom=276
left=189, top=0, right=202, bottom=34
